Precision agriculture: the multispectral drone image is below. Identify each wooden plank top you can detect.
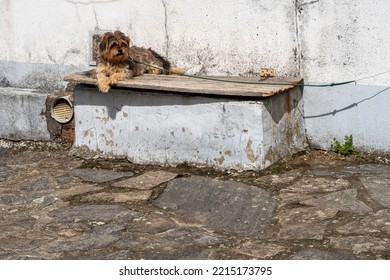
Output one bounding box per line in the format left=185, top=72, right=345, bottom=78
left=64, top=71, right=302, bottom=98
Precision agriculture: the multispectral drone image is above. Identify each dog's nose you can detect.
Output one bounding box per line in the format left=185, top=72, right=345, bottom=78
left=117, top=49, right=123, bottom=55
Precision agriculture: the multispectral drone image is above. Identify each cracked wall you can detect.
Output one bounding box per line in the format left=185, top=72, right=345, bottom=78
left=296, top=0, right=390, bottom=152
left=296, top=0, right=390, bottom=86
left=0, top=0, right=298, bottom=91
left=0, top=0, right=390, bottom=90
left=0, top=0, right=389, bottom=151
left=1, top=0, right=389, bottom=91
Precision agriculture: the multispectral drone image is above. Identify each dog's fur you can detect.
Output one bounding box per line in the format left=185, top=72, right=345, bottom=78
left=96, top=31, right=181, bottom=93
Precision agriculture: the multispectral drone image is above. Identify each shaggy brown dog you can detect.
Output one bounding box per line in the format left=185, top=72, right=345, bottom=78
left=96, top=30, right=182, bottom=93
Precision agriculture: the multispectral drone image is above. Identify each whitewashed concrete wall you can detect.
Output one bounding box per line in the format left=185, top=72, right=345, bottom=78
left=0, top=0, right=299, bottom=90
left=297, top=1, right=390, bottom=152
left=1, top=0, right=389, bottom=151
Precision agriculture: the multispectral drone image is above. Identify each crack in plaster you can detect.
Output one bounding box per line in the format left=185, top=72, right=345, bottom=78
left=298, top=0, right=320, bottom=8
left=65, top=0, right=120, bottom=5
left=293, top=0, right=320, bottom=76
left=161, top=0, right=170, bottom=58
left=93, top=7, right=100, bottom=30
left=46, top=50, right=58, bottom=64
left=74, top=4, right=81, bottom=22
left=294, top=0, right=302, bottom=76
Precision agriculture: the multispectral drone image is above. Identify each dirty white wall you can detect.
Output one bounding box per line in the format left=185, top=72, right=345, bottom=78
left=1, top=0, right=389, bottom=151
left=297, top=1, right=390, bottom=152
left=0, top=0, right=299, bottom=90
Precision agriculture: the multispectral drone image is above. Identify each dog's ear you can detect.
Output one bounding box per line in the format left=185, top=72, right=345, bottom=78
left=99, top=35, right=107, bottom=51
left=99, top=32, right=113, bottom=51
left=122, top=34, right=130, bottom=46
left=114, top=30, right=130, bottom=46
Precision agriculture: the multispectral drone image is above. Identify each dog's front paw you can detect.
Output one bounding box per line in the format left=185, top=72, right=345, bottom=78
left=98, top=82, right=110, bottom=93
left=96, top=75, right=110, bottom=93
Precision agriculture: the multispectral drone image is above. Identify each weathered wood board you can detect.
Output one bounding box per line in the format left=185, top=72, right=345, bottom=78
left=64, top=71, right=302, bottom=98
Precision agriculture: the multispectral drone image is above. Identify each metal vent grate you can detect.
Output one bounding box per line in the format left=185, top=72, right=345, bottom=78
left=51, top=96, right=74, bottom=124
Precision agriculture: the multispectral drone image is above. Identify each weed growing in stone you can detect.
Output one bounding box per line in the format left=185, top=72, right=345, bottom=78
left=331, top=134, right=358, bottom=157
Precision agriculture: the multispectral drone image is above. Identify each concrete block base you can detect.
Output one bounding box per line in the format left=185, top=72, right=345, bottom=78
left=71, top=85, right=306, bottom=170
left=0, top=87, right=51, bottom=141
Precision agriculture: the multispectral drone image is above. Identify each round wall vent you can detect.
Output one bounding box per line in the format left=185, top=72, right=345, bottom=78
left=51, top=95, right=74, bottom=124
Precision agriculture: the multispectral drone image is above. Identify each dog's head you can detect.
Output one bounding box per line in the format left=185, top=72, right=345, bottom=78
left=99, top=31, right=130, bottom=64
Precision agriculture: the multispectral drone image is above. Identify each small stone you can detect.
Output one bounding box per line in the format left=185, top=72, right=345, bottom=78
left=32, top=195, right=56, bottom=207
left=112, top=171, right=177, bottom=190
left=256, top=169, right=302, bottom=186
left=54, top=185, right=104, bottom=199
left=114, top=192, right=153, bottom=202
left=19, top=178, right=50, bottom=191
left=56, top=175, right=73, bottom=184
left=0, top=166, right=12, bottom=182
left=81, top=191, right=153, bottom=203
left=0, top=193, right=43, bottom=206
left=0, top=148, right=9, bottom=158
left=70, top=168, right=134, bottom=183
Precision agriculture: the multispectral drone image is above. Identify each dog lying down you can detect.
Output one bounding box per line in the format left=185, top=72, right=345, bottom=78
left=95, top=30, right=184, bottom=93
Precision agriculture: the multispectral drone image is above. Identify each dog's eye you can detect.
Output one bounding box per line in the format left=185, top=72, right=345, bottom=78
left=110, top=43, right=117, bottom=49
left=121, top=43, right=127, bottom=48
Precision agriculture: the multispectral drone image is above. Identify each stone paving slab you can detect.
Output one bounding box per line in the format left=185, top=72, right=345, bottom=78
left=70, top=168, right=134, bottom=183
left=360, top=177, right=390, bottom=208
left=48, top=205, right=138, bottom=222
left=341, top=164, right=390, bottom=176
left=153, top=176, right=276, bottom=235
left=335, top=210, right=390, bottom=235
left=301, top=189, right=373, bottom=213
left=112, top=171, right=178, bottom=189
left=0, top=193, right=56, bottom=207
left=80, top=190, right=153, bottom=203
left=0, top=147, right=389, bottom=260
left=281, top=177, right=350, bottom=194
left=53, top=185, right=104, bottom=200
left=276, top=207, right=338, bottom=240
left=329, top=236, right=389, bottom=254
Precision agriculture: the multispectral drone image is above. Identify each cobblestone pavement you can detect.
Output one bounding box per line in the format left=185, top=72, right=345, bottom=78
left=0, top=144, right=389, bottom=260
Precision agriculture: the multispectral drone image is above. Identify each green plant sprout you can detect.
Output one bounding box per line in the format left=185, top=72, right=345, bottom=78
left=330, top=135, right=357, bottom=157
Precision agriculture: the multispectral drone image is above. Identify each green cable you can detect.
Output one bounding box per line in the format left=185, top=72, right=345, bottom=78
left=129, top=58, right=356, bottom=88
